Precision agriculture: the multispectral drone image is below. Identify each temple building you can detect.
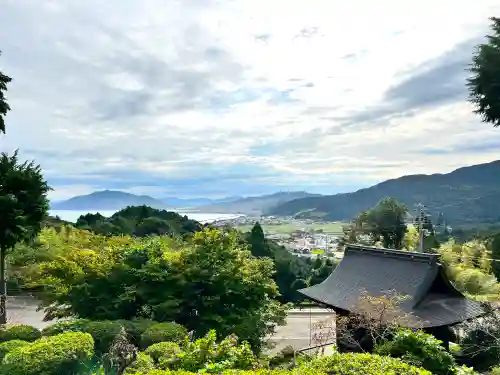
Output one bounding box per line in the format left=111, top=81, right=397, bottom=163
left=298, top=244, right=486, bottom=350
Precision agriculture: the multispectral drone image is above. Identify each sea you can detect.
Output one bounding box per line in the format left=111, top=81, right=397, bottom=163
left=49, top=209, right=244, bottom=224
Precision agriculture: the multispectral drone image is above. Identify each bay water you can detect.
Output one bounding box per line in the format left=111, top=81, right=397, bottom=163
left=49, top=209, right=243, bottom=224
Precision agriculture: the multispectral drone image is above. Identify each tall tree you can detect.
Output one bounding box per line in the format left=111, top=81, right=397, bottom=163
left=467, top=17, right=500, bottom=127
left=358, top=197, right=408, bottom=249
left=0, top=51, right=12, bottom=134
left=248, top=222, right=272, bottom=258
left=490, top=233, right=500, bottom=281
left=0, top=150, right=50, bottom=323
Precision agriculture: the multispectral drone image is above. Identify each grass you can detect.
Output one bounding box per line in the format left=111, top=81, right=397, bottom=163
left=236, top=222, right=345, bottom=236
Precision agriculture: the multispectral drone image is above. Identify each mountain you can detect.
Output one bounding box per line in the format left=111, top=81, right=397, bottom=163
left=161, top=196, right=242, bottom=208
left=195, top=191, right=322, bottom=215
left=268, top=160, right=500, bottom=225
left=51, top=190, right=167, bottom=210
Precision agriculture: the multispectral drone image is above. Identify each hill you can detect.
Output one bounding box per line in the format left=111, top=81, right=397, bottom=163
left=268, top=160, right=500, bottom=225
left=51, top=190, right=167, bottom=210
left=195, top=191, right=321, bottom=215
left=161, top=196, right=242, bottom=208
left=75, top=205, right=203, bottom=237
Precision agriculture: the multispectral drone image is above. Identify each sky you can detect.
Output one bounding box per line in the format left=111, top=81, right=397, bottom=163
left=1, top=0, right=500, bottom=201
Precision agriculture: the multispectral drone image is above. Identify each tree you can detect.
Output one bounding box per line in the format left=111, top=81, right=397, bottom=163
left=490, top=233, right=500, bottom=281
left=34, top=228, right=288, bottom=352
left=247, top=222, right=272, bottom=258
left=0, top=150, right=50, bottom=323
left=0, top=51, right=12, bottom=134
left=468, top=17, right=500, bottom=127
left=357, top=197, right=408, bottom=249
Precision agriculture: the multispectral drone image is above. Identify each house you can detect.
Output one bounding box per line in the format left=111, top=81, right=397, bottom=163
left=298, top=244, right=485, bottom=350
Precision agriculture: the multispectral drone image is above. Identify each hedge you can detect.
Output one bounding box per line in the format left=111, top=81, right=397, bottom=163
left=0, top=324, right=41, bottom=342
left=80, top=320, right=124, bottom=354
left=141, top=322, right=187, bottom=349
left=124, top=352, right=155, bottom=375
left=116, top=319, right=158, bottom=346
left=0, top=340, right=29, bottom=360
left=41, top=318, right=91, bottom=336
left=1, top=332, right=94, bottom=375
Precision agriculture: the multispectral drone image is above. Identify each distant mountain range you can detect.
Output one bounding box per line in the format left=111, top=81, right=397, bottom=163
left=51, top=190, right=167, bottom=210
left=50, top=190, right=309, bottom=214
left=268, top=160, right=500, bottom=226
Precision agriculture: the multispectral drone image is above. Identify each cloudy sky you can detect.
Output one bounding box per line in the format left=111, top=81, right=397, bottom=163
left=1, top=0, right=500, bottom=201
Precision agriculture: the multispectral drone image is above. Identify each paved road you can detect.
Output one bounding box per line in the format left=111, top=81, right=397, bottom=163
left=7, top=297, right=336, bottom=354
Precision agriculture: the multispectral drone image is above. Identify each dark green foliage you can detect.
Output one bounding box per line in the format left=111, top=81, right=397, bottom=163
left=269, top=160, right=500, bottom=226
left=459, top=311, right=500, bottom=371
left=0, top=332, right=94, bottom=375
left=0, top=340, right=29, bottom=360
left=356, top=198, right=408, bottom=249
left=0, top=51, right=11, bottom=134
left=468, top=17, right=500, bottom=127
left=140, top=323, right=188, bottom=349
left=0, top=324, right=41, bottom=342
left=41, top=318, right=91, bottom=336
left=248, top=222, right=272, bottom=257
left=374, top=329, right=455, bottom=375
left=491, top=233, right=500, bottom=281
left=116, top=319, right=157, bottom=347
left=75, top=205, right=202, bottom=237
left=0, top=151, right=50, bottom=323
left=81, top=320, right=124, bottom=355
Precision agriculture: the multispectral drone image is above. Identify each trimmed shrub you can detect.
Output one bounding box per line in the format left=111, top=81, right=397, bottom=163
left=374, top=329, right=455, bottom=375
left=306, top=352, right=432, bottom=375
left=1, top=332, right=94, bottom=375
left=0, top=324, right=41, bottom=342
left=117, top=319, right=157, bottom=346
left=81, top=320, right=124, bottom=354
left=145, top=341, right=181, bottom=363
left=41, top=318, right=90, bottom=336
left=0, top=340, right=29, bottom=360
left=141, top=322, right=187, bottom=349
left=124, top=352, right=155, bottom=375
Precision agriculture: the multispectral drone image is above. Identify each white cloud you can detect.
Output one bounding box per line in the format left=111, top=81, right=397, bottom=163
left=1, top=0, right=500, bottom=199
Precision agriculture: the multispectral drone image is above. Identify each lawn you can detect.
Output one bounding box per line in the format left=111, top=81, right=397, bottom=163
left=236, top=221, right=345, bottom=236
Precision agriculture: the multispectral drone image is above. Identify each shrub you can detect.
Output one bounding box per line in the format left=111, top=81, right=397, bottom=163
left=166, top=330, right=256, bottom=373
left=124, top=352, right=155, bottom=374
left=491, top=367, right=500, bottom=375
left=81, top=320, right=124, bottom=354
left=0, top=324, right=41, bottom=342
left=145, top=341, right=181, bottom=363
left=374, top=329, right=455, bottom=375
left=42, top=318, right=90, bottom=336
left=0, top=340, right=29, bottom=360
left=306, top=352, right=432, bottom=375
left=141, top=322, right=187, bottom=349
left=1, top=332, right=94, bottom=375
left=117, top=319, right=157, bottom=346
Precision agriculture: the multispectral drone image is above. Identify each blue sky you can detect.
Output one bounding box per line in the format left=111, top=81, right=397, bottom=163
left=1, top=0, right=500, bottom=201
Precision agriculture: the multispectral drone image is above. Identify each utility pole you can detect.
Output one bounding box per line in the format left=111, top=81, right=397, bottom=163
left=415, top=203, right=426, bottom=253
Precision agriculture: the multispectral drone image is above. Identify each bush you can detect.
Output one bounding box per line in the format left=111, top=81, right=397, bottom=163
left=145, top=341, right=181, bottom=363
left=0, top=324, right=41, bottom=342
left=141, top=322, right=187, bottom=349
left=306, top=352, right=432, bottom=375
left=42, top=318, right=90, bottom=336
left=0, top=340, right=29, bottom=360
left=117, top=319, right=157, bottom=346
left=124, top=352, right=155, bottom=375
left=1, top=332, right=94, bottom=375
left=81, top=320, right=124, bottom=354
left=166, top=330, right=256, bottom=373
left=374, top=329, right=455, bottom=375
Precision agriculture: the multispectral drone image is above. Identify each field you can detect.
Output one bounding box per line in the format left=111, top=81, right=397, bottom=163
left=235, top=221, right=345, bottom=236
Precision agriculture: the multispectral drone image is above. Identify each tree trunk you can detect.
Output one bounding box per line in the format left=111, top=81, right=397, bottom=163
left=0, top=245, right=6, bottom=325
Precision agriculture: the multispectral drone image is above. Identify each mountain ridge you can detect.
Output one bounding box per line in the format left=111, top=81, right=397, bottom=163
left=268, top=159, right=500, bottom=225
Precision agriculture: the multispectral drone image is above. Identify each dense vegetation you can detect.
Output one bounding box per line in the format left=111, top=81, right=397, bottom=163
left=269, top=159, right=500, bottom=226
left=74, top=205, right=203, bottom=237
